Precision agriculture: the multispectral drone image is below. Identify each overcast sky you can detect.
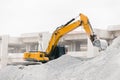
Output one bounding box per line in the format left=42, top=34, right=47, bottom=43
left=0, top=0, right=120, bottom=36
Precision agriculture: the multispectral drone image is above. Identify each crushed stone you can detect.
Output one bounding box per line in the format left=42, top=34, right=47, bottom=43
left=1, top=36, right=120, bottom=80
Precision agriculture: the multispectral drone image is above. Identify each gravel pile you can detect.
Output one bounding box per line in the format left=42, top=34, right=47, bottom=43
left=1, top=36, right=120, bottom=80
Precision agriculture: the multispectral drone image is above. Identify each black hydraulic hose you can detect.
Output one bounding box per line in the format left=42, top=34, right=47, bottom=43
left=63, top=18, right=75, bottom=26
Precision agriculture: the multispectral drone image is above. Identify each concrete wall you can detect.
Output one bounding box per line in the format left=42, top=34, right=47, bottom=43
left=0, top=35, right=9, bottom=68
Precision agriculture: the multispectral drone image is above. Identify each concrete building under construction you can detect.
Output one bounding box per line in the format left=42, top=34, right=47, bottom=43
left=0, top=25, right=120, bottom=67
left=0, top=25, right=119, bottom=54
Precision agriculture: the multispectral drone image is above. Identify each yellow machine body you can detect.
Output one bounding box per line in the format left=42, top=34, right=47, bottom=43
left=23, top=13, right=102, bottom=62
left=24, top=51, right=49, bottom=62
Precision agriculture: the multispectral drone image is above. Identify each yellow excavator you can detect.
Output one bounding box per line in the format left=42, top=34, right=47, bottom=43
left=23, top=13, right=107, bottom=62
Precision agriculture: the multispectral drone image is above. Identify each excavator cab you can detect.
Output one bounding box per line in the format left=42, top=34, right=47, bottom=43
left=49, top=46, right=66, bottom=60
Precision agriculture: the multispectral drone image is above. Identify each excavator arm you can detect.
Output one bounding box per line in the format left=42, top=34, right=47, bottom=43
left=46, top=13, right=95, bottom=56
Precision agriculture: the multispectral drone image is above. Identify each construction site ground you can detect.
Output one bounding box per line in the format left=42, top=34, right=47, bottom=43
left=0, top=36, right=120, bottom=80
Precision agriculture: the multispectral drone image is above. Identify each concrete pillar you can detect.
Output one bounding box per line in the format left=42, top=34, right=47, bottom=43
left=87, top=37, right=99, bottom=58
left=75, top=42, right=80, bottom=51
left=38, top=41, right=43, bottom=51
left=72, top=41, right=76, bottom=51
left=68, top=43, right=75, bottom=51
left=25, top=44, right=31, bottom=52
left=0, top=39, right=2, bottom=59
left=41, top=32, right=51, bottom=52
left=0, top=35, right=9, bottom=68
